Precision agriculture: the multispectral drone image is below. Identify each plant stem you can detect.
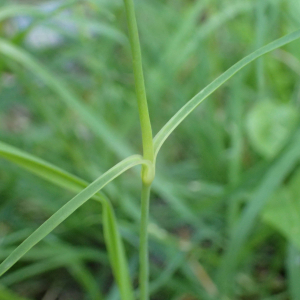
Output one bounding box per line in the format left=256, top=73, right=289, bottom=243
left=139, top=182, right=152, bottom=300
left=122, top=1, right=154, bottom=299
left=123, top=0, right=154, bottom=163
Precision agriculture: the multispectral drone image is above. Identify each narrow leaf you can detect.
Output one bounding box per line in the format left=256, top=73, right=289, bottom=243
left=0, top=155, right=147, bottom=276
left=102, top=200, right=134, bottom=300
left=0, top=141, right=105, bottom=202
left=0, top=142, right=132, bottom=299
left=154, top=29, right=300, bottom=157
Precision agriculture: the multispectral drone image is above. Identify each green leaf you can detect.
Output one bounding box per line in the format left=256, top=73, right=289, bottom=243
left=154, top=29, right=300, bottom=158
left=0, top=141, right=105, bottom=202
left=0, top=155, right=147, bottom=277
left=102, top=200, right=134, bottom=300
left=246, top=100, right=298, bottom=158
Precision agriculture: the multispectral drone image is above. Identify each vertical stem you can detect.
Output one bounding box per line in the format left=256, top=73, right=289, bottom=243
left=122, top=2, right=154, bottom=299
left=139, top=182, right=151, bottom=300
left=123, top=0, right=154, bottom=163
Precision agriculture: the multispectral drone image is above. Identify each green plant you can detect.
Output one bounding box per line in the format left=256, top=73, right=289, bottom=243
left=1, top=0, right=300, bottom=299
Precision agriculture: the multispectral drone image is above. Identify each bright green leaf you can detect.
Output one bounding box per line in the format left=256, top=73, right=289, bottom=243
left=154, top=29, right=300, bottom=158
left=0, top=155, right=147, bottom=277
left=0, top=141, right=105, bottom=202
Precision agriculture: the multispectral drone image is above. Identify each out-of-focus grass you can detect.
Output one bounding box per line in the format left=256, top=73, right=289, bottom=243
left=0, top=0, right=300, bottom=299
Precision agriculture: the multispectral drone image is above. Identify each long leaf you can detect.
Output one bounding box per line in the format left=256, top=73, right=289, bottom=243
left=0, top=141, right=135, bottom=298
left=154, top=29, right=300, bottom=157
left=0, top=141, right=105, bottom=202
left=0, top=155, right=148, bottom=276
left=102, top=200, right=134, bottom=300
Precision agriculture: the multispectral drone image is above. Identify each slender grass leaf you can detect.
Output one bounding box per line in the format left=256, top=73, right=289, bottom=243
left=0, top=155, right=148, bottom=276
left=154, top=29, right=300, bottom=157
left=102, top=200, right=134, bottom=300
left=0, top=143, right=134, bottom=299
left=0, top=141, right=105, bottom=202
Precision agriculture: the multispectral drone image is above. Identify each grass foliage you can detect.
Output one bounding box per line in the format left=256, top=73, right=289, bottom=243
left=1, top=0, right=300, bottom=299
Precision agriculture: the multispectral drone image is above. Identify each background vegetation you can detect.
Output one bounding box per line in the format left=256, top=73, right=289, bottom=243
left=1, top=0, right=300, bottom=299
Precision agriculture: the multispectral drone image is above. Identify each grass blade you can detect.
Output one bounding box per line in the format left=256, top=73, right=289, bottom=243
left=102, top=200, right=134, bottom=300
left=154, top=29, right=300, bottom=157
left=0, top=155, right=147, bottom=276
left=0, top=141, right=105, bottom=202
left=0, top=142, right=135, bottom=298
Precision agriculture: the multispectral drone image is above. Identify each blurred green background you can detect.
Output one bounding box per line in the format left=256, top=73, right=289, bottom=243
left=1, top=0, right=300, bottom=299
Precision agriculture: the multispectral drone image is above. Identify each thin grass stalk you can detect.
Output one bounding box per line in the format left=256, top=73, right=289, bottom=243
left=123, top=1, right=155, bottom=300
left=139, top=183, right=152, bottom=300
left=123, top=0, right=154, bottom=164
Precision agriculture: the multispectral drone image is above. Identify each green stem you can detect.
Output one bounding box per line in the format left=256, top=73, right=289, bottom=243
left=123, top=0, right=154, bottom=163
left=139, top=182, right=152, bottom=300
left=122, top=2, right=154, bottom=299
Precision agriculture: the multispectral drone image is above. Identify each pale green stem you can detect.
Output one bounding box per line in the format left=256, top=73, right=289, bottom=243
left=139, top=182, right=152, bottom=300
left=123, top=0, right=154, bottom=164
left=122, top=2, right=154, bottom=299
